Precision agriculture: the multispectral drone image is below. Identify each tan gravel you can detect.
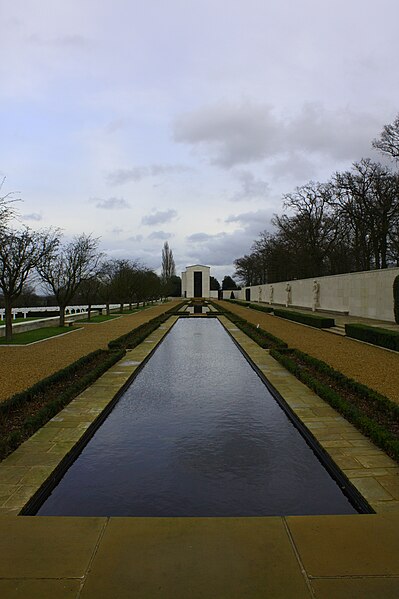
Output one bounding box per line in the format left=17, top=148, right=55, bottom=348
left=2, top=299, right=398, bottom=407
left=0, top=301, right=181, bottom=403
left=216, top=301, right=399, bottom=404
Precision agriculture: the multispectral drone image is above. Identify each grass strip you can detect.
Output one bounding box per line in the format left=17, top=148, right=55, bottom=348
left=270, top=347, right=399, bottom=463
left=345, top=322, right=399, bottom=352
left=0, top=326, right=71, bottom=345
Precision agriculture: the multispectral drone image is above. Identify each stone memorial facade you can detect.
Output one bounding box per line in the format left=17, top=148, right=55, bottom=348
left=181, top=265, right=211, bottom=299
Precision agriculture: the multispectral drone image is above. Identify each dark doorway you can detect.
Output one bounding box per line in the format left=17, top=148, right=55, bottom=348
left=245, top=288, right=251, bottom=301
left=194, top=271, right=202, bottom=297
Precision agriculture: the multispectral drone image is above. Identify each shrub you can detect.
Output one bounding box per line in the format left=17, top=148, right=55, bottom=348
left=273, top=308, right=335, bottom=328
left=394, top=275, right=399, bottom=324
left=0, top=348, right=125, bottom=460
left=270, top=347, right=399, bottom=463
left=345, top=323, right=399, bottom=352
left=210, top=301, right=287, bottom=348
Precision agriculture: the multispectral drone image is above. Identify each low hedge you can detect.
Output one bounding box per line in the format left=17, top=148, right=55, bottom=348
left=225, top=299, right=274, bottom=314
left=108, top=302, right=186, bottom=350
left=270, top=347, right=399, bottom=462
left=273, top=308, right=335, bottom=328
left=394, top=275, right=399, bottom=324
left=0, top=348, right=125, bottom=460
left=210, top=301, right=287, bottom=349
left=345, top=323, right=399, bottom=352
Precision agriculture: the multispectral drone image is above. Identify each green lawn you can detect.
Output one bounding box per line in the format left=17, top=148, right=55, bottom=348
left=0, top=326, right=72, bottom=345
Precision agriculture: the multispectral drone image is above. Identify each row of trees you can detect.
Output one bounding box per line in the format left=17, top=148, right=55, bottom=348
left=0, top=185, right=173, bottom=341
left=234, top=114, right=399, bottom=286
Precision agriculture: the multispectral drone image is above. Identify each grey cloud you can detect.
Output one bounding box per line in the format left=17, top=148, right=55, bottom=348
left=174, top=101, right=381, bottom=168
left=22, top=212, right=42, bottom=221
left=127, top=234, right=143, bottom=242
left=225, top=209, right=273, bottom=230
left=186, top=232, right=215, bottom=243
left=185, top=229, right=256, bottom=267
left=231, top=170, right=269, bottom=201
left=142, top=209, right=177, bottom=226
left=270, top=151, right=317, bottom=183
left=107, top=164, right=192, bottom=185
left=94, top=197, right=130, bottom=210
left=148, top=230, right=173, bottom=240
left=174, top=101, right=281, bottom=167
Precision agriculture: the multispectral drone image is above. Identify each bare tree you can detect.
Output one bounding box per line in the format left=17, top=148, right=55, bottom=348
left=37, top=234, right=101, bottom=326
left=161, top=241, right=176, bottom=280
left=0, top=177, right=20, bottom=231
left=372, top=113, right=399, bottom=161
left=0, top=227, right=59, bottom=341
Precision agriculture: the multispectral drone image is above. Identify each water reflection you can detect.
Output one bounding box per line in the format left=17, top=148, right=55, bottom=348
left=37, top=319, right=356, bottom=517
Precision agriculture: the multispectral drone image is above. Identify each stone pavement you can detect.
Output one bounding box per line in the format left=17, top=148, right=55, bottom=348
left=1, top=513, right=399, bottom=598
left=0, top=312, right=399, bottom=597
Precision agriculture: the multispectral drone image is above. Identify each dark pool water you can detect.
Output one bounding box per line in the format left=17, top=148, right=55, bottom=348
left=37, top=318, right=357, bottom=516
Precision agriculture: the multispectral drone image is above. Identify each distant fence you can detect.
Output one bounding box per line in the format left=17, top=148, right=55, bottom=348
left=0, top=304, right=124, bottom=321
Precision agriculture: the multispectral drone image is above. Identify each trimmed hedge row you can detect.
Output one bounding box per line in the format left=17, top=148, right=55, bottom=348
left=108, top=302, right=186, bottom=350
left=225, top=299, right=273, bottom=314
left=273, top=308, right=335, bottom=328
left=0, top=301, right=185, bottom=460
left=211, top=302, right=287, bottom=349
left=0, top=348, right=125, bottom=460
left=345, top=323, right=399, bottom=352
left=394, top=275, right=399, bottom=324
left=270, top=347, right=399, bottom=462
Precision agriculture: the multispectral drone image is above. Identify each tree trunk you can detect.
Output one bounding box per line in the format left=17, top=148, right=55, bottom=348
left=4, top=297, right=13, bottom=342
left=87, top=304, right=92, bottom=321
left=129, top=302, right=132, bottom=310
left=106, top=302, right=110, bottom=316
left=59, top=305, right=66, bottom=327
left=120, top=303, right=123, bottom=313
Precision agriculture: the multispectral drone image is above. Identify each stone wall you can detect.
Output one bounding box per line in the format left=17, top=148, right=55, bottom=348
left=240, top=267, right=399, bottom=322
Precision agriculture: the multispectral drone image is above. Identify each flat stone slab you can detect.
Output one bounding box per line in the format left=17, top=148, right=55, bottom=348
left=287, top=513, right=399, bottom=577
left=79, top=517, right=312, bottom=599
left=0, top=516, right=106, bottom=578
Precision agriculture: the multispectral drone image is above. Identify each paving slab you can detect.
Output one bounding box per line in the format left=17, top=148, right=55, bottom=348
left=0, top=516, right=106, bottom=578
left=311, top=577, right=399, bottom=598
left=79, top=517, right=312, bottom=599
left=286, top=513, right=399, bottom=576
left=0, top=579, right=80, bottom=599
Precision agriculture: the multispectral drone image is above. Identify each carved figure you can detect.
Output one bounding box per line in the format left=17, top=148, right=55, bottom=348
left=312, top=280, right=320, bottom=312
left=285, top=283, right=291, bottom=307
left=269, top=285, right=274, bottom=305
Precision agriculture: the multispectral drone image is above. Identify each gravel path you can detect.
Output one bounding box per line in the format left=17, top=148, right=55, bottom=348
left=3, top=299, right=398, bottom=406
left=0, top=302, right=180, bottom=403
left=216, top=301, right=399, bottom=404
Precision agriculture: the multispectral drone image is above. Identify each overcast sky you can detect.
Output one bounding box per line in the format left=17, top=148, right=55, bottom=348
left=1, top=0, right=398, bottom=280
